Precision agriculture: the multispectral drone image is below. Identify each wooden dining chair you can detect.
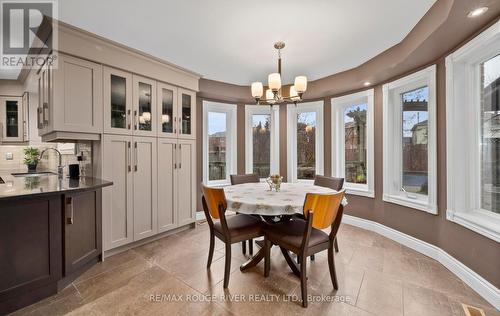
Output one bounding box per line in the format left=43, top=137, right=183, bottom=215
left=201, top=184, right=263, bottom=288
left=313, top=175, right=344, bottom=253
left=230, top=173, right=260, bottom=256
left=263, top=191, right=345, bottom=307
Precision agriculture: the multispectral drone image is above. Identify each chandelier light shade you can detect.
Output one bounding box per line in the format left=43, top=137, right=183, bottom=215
left=268, top=73, right=282, bottom=91
left=251, top=41, right=307, bottom=105
left=251, top=82, right=264, bottom=98
left=294, top=76, right=307, bottom=93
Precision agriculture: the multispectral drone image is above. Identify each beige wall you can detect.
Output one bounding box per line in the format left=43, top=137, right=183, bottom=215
left=196, top=5, right=500, bottom=288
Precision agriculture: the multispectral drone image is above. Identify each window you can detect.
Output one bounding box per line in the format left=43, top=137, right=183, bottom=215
left=383, top=65, right=437, bottom=213
left=332, top=89, right=374, bottom=197
left=287, top=101, right=324, bottom=182
left=245, top=105, right=279, bottom=178
left=446, top=20, right=500, bottom=242
left=203, top=101, right=237, bottom=186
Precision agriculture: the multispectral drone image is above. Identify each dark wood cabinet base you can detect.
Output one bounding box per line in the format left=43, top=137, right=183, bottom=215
left=0, top=188, right=103, bottom=315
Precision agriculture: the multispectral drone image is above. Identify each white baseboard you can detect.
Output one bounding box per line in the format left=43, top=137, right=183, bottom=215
left=342, top=215, right=500, bottom=310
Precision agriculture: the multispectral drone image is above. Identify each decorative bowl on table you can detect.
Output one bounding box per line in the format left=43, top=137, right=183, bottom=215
left=266, top=174, right=283, bottom=192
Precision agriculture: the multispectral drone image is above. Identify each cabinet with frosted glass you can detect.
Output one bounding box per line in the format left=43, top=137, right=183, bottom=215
left=133, top=75, right=157, bottom=137
left=0, top=96, right=23, bottom=143
left=103, top=67, right=133, bottom=135
left=177, top=88, right=196, bottom=139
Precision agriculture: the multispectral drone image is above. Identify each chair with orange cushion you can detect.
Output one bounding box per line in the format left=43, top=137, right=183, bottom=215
left=201, top=184, right=263, bottom=288
left=313, top=175, right=344, bottom=253
left=263, top=190, right=345, bottom=307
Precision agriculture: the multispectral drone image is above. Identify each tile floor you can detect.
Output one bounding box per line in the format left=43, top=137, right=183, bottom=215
left=10, top=220, right=499, bottom=316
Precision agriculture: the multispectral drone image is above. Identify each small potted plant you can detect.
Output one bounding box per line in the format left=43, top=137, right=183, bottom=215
left=23, top=147, right=40, bottom=172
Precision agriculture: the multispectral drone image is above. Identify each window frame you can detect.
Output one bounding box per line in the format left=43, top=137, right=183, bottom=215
left=445, top=20, right=500, bottom=242
left=382, top=65, right=437, bottom=214
left=287, top=101, right=324, bottom=183
left=244, top=105, right=280, bottom=178
left=331, top=89, right=375, bottom=198
left=202, top=101, right=237, bottom=187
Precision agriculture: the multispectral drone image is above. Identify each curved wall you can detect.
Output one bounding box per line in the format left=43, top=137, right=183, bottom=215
left=196, top=0, right=500, bottom=288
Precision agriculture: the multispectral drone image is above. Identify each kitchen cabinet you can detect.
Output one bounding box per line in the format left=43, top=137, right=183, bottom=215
left=132, top=137, right=158, bottom=241
left=177, top=139, right=196, bottom=225
left=157, top=138, right=177, bottom=232
left=157, top=82, right=177, bottom=138
left=63, top=189, right=102, bottom=280
left=22, top=92, right=29, bottom=142
left=177, top=88, right=196, bottom=139
left=133, top=75, right=157, bottom=137
left=103, top=66, right=133, bottom=135
left=102, top=134, right=134, bottom=250
left=0, top=96, right=23, bottom=143
left=37, top=53, right=103, bottom=140
left=102, top=135, right=159, bottom=249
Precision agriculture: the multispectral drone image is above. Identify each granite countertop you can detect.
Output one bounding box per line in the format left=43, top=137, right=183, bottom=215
left=0, top=170, right=113, bottom=201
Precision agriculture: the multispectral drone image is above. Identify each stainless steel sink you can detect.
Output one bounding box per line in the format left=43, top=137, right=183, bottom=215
left=11, top=171, right=57, bottom=177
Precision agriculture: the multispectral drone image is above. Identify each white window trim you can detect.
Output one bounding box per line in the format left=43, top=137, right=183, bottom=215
left=245, top=105, right=280, bottom=177
left=445, top=20, right=500, bottom=242
left=202, top=101, right=237, bottom=187
left=287, top=101, right=324, bottom=183
left=382, top=65, right=437, bottom=214
left=331, top=89, right=375, bottom=198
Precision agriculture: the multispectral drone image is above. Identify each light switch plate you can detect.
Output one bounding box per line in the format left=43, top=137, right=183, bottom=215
left=5, top=152, right=13, bottom=160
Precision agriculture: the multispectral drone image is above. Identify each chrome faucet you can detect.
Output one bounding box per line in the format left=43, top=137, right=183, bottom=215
left=40, top=148, right=64, bottom=178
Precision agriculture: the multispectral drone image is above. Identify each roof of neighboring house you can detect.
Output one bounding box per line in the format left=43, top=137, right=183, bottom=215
left=411, top=120, right=428, bottom=132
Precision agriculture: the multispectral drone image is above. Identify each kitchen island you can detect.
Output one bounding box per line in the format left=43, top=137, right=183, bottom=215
left=0, top=172, right=112, bottom=315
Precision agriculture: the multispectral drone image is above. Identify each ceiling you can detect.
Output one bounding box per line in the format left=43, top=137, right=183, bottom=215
left=2, top=0, right=437, bottom=83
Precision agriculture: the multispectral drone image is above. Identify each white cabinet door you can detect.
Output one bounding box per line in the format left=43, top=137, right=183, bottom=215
left=177, top=139, right=196, bottom=225
left=103, top=67, right=133, bottom=135
left=133, top=136, right=158, bottom=241
left=103, top=134, right=134, bottom=250
left=157, top=82, right=177, bottom=138
left=0, top=96, right=23, bottom=143
left=51, top=54, right=103, bottom=133
left=177, top=88, right=196, bottom=140
left=133, top=75, right=157, bottom=137
left=157, top=138, right=177, bottom=232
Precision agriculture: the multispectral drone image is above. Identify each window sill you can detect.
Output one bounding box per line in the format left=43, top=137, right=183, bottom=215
left=383, top=193, right=437, bottom=214
left=447, top=209, right=500, bottom=243
left=345, top=187, right=375, bottom=198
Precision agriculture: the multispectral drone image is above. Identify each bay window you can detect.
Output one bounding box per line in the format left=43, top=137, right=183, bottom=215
left=382, top=65, right=437, bottom=213
left=203, top=101, right=237, bottom=186
left=287, top=101, right=324, bottom=182
left=245, top=105, right=279, bottom=178
left=445, top=20, right=500, bottom=242
left=331, top=89, right=374, bottom=197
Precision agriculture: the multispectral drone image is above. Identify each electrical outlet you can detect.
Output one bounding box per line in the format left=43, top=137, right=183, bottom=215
left=5, top=153, right=13, bottom=160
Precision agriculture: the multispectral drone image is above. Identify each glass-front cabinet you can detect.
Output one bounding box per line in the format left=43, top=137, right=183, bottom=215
left=178, top=88, right=196, bottom=139
left=133, top=75, right=157, bottom=137
left=103, top=67, right=133, bottom=135
left=157, top=82, right=177, bottom=137
left=0, top=96, right=23, bottom=142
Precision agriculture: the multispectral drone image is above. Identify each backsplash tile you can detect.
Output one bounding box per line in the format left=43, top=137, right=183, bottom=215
left=0, top=142, right=93, bottom=177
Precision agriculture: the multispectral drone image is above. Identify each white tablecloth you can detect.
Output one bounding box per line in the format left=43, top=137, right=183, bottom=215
left=224, top=182, right=347, bottom=216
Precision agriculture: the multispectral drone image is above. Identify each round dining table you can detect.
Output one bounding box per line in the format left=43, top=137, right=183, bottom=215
left=223, top=182, right=346, bottom=273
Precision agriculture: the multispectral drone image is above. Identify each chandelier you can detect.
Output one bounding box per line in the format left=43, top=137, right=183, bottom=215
left=251, top=41, right=308, bottom=105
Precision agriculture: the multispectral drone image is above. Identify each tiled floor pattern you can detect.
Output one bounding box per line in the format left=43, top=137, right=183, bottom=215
left=10, top=221, right=499, bottom=316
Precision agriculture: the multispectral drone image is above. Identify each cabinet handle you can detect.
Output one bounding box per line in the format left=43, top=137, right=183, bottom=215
left=134, top=141, right=138, bottom=172
left=37, top=107, right=43, bottom=129
left=127, top=141, right=131, bottom=172
left=174, top=143, right=177, bottom=169
left=134, top=110, right=137, bottom=130
left=0, top=123, right=3, bottom=140
left=23, top=121, right=27, bottom=138
left=178, top=144, right=182, bottom=169
left=42, top=102, right=49, bottom=125
left=127, top=109, right=131, bottom=130
left=66, top=197, right=74, bottom=225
